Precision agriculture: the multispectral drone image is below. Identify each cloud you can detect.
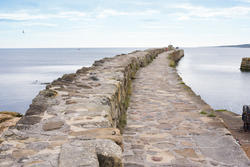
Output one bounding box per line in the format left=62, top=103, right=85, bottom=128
left=240, top=0, right=250, bottom=2
left=121, top=0, right=153, bottom=6
left=0, top=8, right=159, bottom=22
left=58, top=11, right=86, bottom=17
left=22, top=22, right=57, bottom=27
left=0, top=11, right=87, bottom=21
left=142, top=25, right=182, bottom=30
left=171, top=4, right=250, bottom=20
left=96, top=9, right=159, bottom=18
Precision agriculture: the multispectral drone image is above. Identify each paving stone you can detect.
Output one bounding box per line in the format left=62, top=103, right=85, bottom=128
left=124, top=163, right=144, bottom=167
left=122, top=52, right=250, bottom=166
left=12, top=149, right=37, bottom=159
left=174, top=148, right=198, bottom=159
left=59, top=140, right=99, bottom=167
left=42, top=121, right=64, bottom=131
left=151, top=156, right=163, bottom=161
left=26, top=142, right=49, bottom=151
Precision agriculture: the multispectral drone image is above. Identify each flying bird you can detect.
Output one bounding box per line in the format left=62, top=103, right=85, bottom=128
left=22, top=30, right=25, bottom=34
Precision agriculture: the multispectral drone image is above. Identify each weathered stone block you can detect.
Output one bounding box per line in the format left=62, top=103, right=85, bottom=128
left=42, top=121, right=64, bottom=131
left=241, top=57, right=250, bottom=71
left=59, top=140, right=99, bottom=167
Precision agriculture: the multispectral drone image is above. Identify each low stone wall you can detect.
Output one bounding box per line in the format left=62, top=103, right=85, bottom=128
left=0, top=48, right=165, bottom=167
left=241, top=57, right=250, bottom=71
left=168, top=49, right=184, bottom=67
left=168, top=49, right=184, bottom=62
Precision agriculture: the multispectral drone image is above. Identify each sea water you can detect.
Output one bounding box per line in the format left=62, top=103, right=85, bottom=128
left=178, top=47, right=250, bottom=114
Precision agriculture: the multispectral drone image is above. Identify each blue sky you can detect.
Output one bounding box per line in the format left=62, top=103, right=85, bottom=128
left=0, top=0, right=250, bottom=48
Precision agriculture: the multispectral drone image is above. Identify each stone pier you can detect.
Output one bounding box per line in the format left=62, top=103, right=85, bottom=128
left=122, top=51, right=249, bottom=166
left=0, top=48, right=249, bottom=167
left=0, top=48, right=164, bottom=167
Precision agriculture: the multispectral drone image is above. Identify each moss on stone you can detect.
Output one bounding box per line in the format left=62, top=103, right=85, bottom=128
left=179, top=81, right=185, bottom=84
left=169, top=60, right=176, bottom=67
left=200, top=111, right=207, bottom=115
left=117, top=112, right=127, bottom=134
left=208, top=112, right=216, bottom=117
left=215, top=109, right=228, bottom=112
left=118, top=79, right=132, bottom=133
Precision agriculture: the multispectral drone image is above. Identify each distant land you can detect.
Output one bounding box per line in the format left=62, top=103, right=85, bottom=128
left=219, top=44, right=250, bottom=48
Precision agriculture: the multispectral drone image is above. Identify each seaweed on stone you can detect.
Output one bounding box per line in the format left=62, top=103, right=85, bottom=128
left=200, top=111, right=207, bottom=115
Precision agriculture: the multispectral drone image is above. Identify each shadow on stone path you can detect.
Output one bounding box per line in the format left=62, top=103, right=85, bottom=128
left=122, top=52, right=250, bottom=167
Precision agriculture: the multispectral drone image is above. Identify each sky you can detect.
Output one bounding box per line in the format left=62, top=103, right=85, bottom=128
left=0, top=0, right=250, bottom=48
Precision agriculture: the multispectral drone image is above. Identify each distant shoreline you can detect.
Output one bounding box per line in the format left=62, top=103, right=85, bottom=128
left=219, top=44, right=250, bottom=48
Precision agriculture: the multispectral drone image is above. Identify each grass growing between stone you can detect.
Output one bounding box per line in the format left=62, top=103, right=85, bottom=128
left=117, top=112, right=127, bottom=134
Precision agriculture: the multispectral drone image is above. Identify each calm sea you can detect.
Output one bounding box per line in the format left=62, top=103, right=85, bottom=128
left=178, top=47, right=250, bottom=114
left=0, top=48, right=144, bottom=114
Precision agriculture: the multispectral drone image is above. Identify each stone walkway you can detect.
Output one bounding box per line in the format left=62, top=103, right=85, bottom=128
left=122, top=52, right=250, bottom=167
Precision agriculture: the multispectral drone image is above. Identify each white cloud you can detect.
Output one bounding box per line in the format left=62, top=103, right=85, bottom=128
left=142, top=24, right=182, bottom=30
left=0, top=11, right=87, bottom=21
left=96, top=9, right=159, bottom=18
left=121, top=0, right=153, bottom=6
left=22, top=22, right=57, bottom=27
left=58, top=11, right=86, bottom=17
left=0, top=12, right=48, bottom=21
left=0, top=8, right=159, bottom=21
left=240, top=0, right=250, bottom=2
left=171, top=4, right=250, bottom=20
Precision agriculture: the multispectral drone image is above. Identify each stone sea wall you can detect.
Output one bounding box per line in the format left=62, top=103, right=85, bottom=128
left=0, top=48, right=165, bottom=167
left=241, top=57, right=250, bottom=71
left=168, top=49, right=184, bottom=63
left=167, top=49, right=184, bottom=67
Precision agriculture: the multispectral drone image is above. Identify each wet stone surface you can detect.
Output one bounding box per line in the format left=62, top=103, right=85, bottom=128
left=122, top=52, right=250, bottom=167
